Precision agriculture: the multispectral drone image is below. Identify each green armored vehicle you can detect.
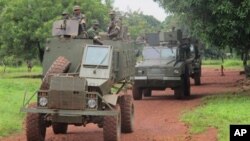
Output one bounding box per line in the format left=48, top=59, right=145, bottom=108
left=132, top=30, right=202, bottom=100
left=21, top=19, right=136, bottom=141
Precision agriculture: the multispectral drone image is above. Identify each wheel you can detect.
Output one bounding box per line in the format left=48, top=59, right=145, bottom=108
left=185, top=73, right=191, bottom=97
left=174, top=87, right=184, bottom=99
left=120, top=94, right=134, bottom=133
left=52, top=123, right=68, bottom=134
left=132, top=86, right=142, bottom=100
left=103, top=105, right=121, bottom=141
left=174, top=67, right=190, bottom=99
left=26, top=103, right=46, bottom=141
left=143, top=89, right=152, bottom=97
left=194, top=72, right=201, bottom=85
left=40, top=56, right=70, bottom=90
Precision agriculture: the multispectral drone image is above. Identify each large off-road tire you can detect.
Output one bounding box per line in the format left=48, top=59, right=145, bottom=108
left=26, top=103, right=46, bottom=141
left=103, top=105, right=121, bottom=141
left=120, top=94, right=134, bottom=133
left=194, top=72, right=201, bottom=85
left=132, top=86, right=142, bottom=100
left=52, top=123, right=68, bottom=134
left=40, top=56, right=70, bottom=90
left=143, top=89, right=152, bottom=97
left=174, top=67, right=190, bottom=99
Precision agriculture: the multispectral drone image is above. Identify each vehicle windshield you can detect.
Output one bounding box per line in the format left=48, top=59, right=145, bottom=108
left=142, top=47, right=176, bottom=60
left=84, top=46, right=109, bottom=66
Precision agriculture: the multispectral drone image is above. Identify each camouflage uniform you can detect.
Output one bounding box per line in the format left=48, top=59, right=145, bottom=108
left=107, top=10, right=122, bottom=39
left=72, top=5, right=86, bottom=32
left=87, top=20, right=100, bottom=39
left=60, top=10, right=69, bottom=30
left=87, top=20, right=103, bottom=45
left=61, top=10, right=69, bottom=20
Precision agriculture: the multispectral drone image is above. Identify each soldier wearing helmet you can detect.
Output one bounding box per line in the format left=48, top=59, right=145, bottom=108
left=107, top=10, right=122, bottom=40
left=72, top=5, right=86, bottom=34
left=87, top=20, right=100, bottom=39
left=87, top=20, right=103, bottom=45
left=61, top=10, right=69, bottom=20
left=60, top=10, right=69, bottom=30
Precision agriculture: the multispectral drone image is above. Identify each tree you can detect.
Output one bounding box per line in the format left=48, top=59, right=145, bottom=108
left=161, top=14, right=189, bottom=34
left=154, top=0, right=250, bottom=65
left=123, top=10, right=161, bottom=39
left=0, top=0, right=62, bottom=62
left=0, top=0, right=109, bottom=63
left=104, top=0, right=114, bottom=9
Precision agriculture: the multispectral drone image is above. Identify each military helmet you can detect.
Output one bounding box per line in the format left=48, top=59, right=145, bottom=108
left=73, top=5, right=81, bottom=11
left=62, top=10, right=69, bottom=15
left=92, top=20, right=100, bottom=25
left=109, top=10, right=116, bottom=15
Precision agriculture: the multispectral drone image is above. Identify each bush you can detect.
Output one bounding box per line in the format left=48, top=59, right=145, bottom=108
left=203, top=59, right=243, bottom=68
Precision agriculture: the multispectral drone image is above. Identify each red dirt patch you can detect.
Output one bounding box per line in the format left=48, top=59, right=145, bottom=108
left=0, top=67, right=244, bottom=141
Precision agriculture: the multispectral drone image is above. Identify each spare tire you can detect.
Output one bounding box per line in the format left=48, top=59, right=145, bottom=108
left=40, top=56, right=70, bottom=90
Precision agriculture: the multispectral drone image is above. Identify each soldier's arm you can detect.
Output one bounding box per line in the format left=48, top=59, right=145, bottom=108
left=107, top=22, right=114, bottom=33
left=115, top=19, right=122, bottom=30
left=87, top=29, right=95, bottom=39
left=93, top=36, right=103, bottom=45
left=108, top=29, right=120, bottom=38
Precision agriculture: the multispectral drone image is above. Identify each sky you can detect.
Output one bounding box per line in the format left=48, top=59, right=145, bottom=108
left=113, top=0, right=167, bottom=22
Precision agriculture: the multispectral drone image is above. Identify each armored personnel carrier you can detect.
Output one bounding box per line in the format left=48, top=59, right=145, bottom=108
left=21, top=19, right=136, bottom=141
left=132, top=30, right=202, bottom=100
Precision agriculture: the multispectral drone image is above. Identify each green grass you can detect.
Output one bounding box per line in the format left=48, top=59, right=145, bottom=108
left=0, top=67, right=41, bottom=137
left=202, top=59, right=243, bottom=69
left=0, top=65, right=42, bottom=73
left=181, top=93, right=250, bottom=141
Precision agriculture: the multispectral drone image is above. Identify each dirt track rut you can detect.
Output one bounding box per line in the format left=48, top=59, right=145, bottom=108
left=0, top=68, right=244, bottom=141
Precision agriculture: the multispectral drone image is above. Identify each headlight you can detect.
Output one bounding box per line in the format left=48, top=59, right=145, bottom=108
left=174, top=69, right=180, bottom=74
left=39, top=97, right=48, bottom=107
left=88, top=99, right=97, bottom=108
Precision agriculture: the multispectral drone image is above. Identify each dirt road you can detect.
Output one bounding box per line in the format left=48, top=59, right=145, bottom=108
left=0, top=67, right=244, bottom=141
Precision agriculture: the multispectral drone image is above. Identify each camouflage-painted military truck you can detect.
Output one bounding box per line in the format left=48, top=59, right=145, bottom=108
left=132, top=30, right=202, bottom=100
left=21, top=19, right=136, bottom=141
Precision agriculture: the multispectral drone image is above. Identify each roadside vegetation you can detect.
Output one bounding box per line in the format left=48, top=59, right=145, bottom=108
left=182, top=59, right=247, bottom=141
left=202, top=59, right=243, bottom=69
left=0, top=66, right=41, bottom=137
left=181, top=92, right=250, bottom=141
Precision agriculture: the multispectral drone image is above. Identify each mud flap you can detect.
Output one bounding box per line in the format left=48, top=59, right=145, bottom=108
left=103, top=95, right=118, bottom=106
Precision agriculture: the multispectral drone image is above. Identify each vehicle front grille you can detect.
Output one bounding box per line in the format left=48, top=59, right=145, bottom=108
left=48, top=90, right=86, bottom=110
left=147, top=68, right=168, bottom=75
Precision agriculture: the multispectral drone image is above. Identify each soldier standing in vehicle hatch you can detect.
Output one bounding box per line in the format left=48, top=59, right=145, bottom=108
left=72, top=5, right=86, bottom=34
left=87, top=20, right=100, bottom=38
left=107, top=10, right=122, bottom=40
left=60, top=10, right=70, bottom=30
left=61, top=10, right=69, bottom=20
left=87, top=20, right=103, bottom=45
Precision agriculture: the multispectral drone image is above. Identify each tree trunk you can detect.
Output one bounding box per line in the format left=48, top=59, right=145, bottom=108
left=243, top=48, right=250, bottom=78
left=2, top=61, right=6, bottom=73
left=243, top=48, right=248, bottom=67
left=37, top=42, right=44, bottom=63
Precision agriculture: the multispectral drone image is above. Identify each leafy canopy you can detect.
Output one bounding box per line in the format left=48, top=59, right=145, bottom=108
left=0, top=0, right=109, bottom=61
left=155, top=0, right=250, bottom=50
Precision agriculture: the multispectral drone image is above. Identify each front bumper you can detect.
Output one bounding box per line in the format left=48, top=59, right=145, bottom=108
left=133, top=76, right=181, bottom=81
left=132, top=76, right=182, bottom=89
left=20, top=107, right=118, bottom=116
